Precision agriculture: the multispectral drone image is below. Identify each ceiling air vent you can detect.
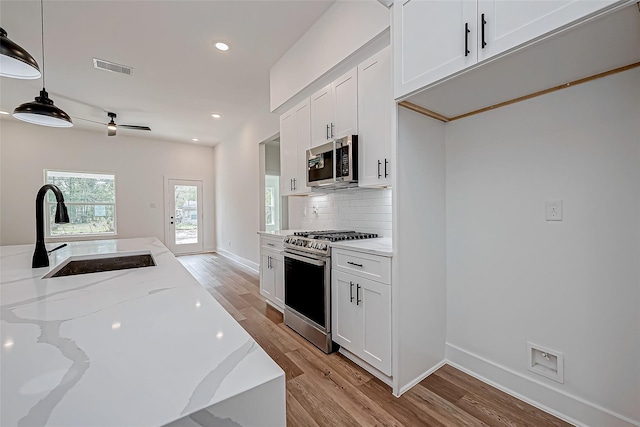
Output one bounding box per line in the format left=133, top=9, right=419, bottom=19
left=93, top=58, right=133, bottom=76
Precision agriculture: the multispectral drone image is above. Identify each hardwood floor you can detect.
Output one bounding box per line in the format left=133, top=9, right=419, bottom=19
left=178, top=253, right=571, bottom=427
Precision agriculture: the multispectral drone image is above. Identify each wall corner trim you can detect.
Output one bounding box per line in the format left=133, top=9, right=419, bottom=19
left=395, top=359, right=447, bottom=397
left=445, top=343, right=640, bottom=427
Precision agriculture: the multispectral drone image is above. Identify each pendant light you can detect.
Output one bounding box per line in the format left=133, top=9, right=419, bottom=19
left=0, top=27, right=41, bottom=79
left=12, top=0, right=72, bottom=128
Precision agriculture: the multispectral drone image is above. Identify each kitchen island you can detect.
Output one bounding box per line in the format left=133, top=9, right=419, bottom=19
left=0, top=237, right=285, bottom=427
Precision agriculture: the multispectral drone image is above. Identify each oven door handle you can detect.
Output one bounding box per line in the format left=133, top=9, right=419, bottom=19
left=284, top=252, right=326, bottom=266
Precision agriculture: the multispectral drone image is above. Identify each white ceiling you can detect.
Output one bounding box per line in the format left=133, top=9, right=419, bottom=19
left=0, top=0, right=334, bottom=146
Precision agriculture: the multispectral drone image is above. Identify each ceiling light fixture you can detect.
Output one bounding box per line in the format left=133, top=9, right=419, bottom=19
left=0, top=110, right=10, bottom=115
left=192, top=138, right=199, bottom=142
left=0, top=27, right=41, bottom=79
left=12, top=0, right=72, bottom=128
left=214, top=42, right=229, bottom=51
left=211, top=113, right=221, bottom=119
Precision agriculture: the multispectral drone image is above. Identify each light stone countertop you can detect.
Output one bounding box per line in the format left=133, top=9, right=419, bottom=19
left=0, top=237, right=285, bottom=427
left=330, top=237, right=393, bottom=257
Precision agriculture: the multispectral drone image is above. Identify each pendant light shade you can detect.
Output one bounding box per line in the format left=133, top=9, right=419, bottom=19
left=0, top=27, right=41, bottom=79
left=12, top=0, right=72, bottom=128
left=13, top=89, right=72, bottom=127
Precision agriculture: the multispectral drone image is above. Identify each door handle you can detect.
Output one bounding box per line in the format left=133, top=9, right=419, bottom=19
left=347, top=261, right=363, bottom=268
left=326, top=124, right=330, bottom=140
left=290, top=178, right=293, bottom=191
left=465, top=22, right=470, bottom=56
left=330, top=123, right=334, bottom=138
left=481, top=13, right=487, bottom=49
left=356, top=284, right=361, bottom=306
left=384, top=159, right=389, bottom=178
left=377, top=160, right=381, bottom=179
left=293, top=178, right=296, bottom=190
left=349, top=281, right=354, bottom=302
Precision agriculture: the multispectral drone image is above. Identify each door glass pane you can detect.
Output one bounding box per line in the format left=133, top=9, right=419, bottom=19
left=174, top=185, right=198, bottom=245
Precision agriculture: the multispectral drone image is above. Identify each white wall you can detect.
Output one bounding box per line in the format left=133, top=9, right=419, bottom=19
left=0, top=120, right=216, bottom=251
left=270, top=0, right=389, bottom=112
left=288, top=189, right=392, bottom=237
left=393, top=108, right=447, bottom=394
left=214, top=105, right=279, bottom=270
left=445, top=69, right=640, bottom=426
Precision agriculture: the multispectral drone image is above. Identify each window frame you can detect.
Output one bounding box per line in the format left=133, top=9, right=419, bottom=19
left=265, top=186, right=275, bottom=226
left=44, top=169, right=118, bottom=239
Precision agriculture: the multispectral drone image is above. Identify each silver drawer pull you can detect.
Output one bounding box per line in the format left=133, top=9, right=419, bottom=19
left=266, top=243, right=275, bottom=247
left=347, top=261, right=363, bottom=268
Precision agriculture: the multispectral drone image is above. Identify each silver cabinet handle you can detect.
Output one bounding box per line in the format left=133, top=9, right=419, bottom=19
left=330, top=122, right=334, bottom=138
left=349, top=281, right=354, bottom=302
left=326, top=124, right=330, bottom=140
left=356, top=284, right=361, bottom=305
left=347, top=261, right=363, bottom=268
left=266, top=243, right=275, bottom=247
left=385, top=158, right=389, bottom=178
left=377, top=160, right=381, bottom=179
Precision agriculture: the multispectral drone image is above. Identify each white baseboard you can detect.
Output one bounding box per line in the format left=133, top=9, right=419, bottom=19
left=215, top=248, right=259, bottom=273
left=395, top=359, right=447, bottom=397
left=446, top=342, right=640, bottom=427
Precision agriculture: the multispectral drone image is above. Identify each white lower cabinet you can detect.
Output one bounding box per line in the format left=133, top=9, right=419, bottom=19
left=332, top=253, right=391, bottom=376
left=260, top=237, right=284, bottom=310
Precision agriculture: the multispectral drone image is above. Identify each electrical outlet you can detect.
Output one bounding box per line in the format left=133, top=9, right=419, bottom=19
left=545, top=200, right=563, bottom=221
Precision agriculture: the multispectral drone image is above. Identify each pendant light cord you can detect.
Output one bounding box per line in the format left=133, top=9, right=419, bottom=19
left=40, top=0, right=45, bottom=89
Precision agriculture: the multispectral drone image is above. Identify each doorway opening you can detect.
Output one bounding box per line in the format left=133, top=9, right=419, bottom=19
left=260, top=136, right=288, bottom=231
left=166, top=179, right=204, bottom=254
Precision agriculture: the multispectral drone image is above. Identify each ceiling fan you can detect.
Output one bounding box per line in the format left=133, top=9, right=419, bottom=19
left=105, top=112, right=151, bottom=136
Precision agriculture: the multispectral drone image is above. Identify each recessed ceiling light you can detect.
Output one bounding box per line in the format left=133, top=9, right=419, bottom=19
left=211, top=113, right=221, bottom=119
left=192, top=138, right=199, bottom=142
left=214, top=42, right=229, bottom=51
left=0, top=111, right=10, bottom=115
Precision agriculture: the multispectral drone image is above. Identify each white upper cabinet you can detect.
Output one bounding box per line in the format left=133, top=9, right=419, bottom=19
left=477, top=0, right=617, bottom=61
left=311, top=84, right=334, bottom=147
left=332, top=68, right=358, bottom=139
left=358, top=46, right=393, bottom=187
left=394, top=0, right=622, bottom=100
left=311, top=67, right=358, bottom=147
left=394, top=0, right=477, bottom=98
left=280, top=99, right=311, bottom=196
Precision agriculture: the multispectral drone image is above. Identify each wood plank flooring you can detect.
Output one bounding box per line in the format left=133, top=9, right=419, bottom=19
left=178, top=253, right=572, bottom=427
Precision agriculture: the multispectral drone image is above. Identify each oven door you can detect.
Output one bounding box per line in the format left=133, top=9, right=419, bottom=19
left=284, top=251, right=330, bottom=331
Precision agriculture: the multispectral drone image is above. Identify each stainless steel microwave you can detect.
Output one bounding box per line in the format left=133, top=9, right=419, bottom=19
left=306, top=135, right=358, bottom=188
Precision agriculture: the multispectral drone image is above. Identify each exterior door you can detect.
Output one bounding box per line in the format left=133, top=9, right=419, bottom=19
left=167, top=179, right=203, bottom=254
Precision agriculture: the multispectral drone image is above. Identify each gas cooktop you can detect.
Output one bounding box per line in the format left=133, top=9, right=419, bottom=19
left=293, top=230, right=379, bottom=242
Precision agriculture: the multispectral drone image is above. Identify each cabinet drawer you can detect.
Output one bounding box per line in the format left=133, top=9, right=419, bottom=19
left=332, top=249, right=391, bottom=284
left=261, top=236, right=284, bottom=252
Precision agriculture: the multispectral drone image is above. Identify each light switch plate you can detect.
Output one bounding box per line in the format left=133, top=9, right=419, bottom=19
left=545, top=200, right=563, bottom=221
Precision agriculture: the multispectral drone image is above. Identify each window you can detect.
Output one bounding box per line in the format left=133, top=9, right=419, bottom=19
left=265, top=186, right=275, bottom=226
left=45, top=170, right=116, bottom=237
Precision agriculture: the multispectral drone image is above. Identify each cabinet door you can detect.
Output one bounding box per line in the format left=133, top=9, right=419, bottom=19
left=294, top=100, right=311, bottom=194
left=332, top=67, right=358, bottom=139
left=279, top=109, right=297, bottom=196
left=332, top=270, right=361, bottom=349
left=360, top=278, right=392, bottom=375
left=478, top=0, right=617, bottom=61
left=394, top=0, right=477, bottom=99
left=358, top=46, right=392, bottom=187
left=260, top=253, right=275, bottom=299
left=273, top=255, right=285, bottom=308
left=310, top=84, right=334, bottom=147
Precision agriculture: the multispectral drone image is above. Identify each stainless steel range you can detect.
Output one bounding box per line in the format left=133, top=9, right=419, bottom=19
left=283, top=230, right=378, bottom=353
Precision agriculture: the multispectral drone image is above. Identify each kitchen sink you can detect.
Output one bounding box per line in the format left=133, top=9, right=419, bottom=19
left=43, top=251, right=156, bottom=278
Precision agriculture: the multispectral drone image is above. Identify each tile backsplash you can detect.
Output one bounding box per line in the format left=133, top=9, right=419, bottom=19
left=288, top=188, right=392, bottom=237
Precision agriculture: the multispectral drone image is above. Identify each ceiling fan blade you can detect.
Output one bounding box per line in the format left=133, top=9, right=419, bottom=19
left=108, top=127, right=116, bottom=137
left=119, top=125, right=151, bottom=131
